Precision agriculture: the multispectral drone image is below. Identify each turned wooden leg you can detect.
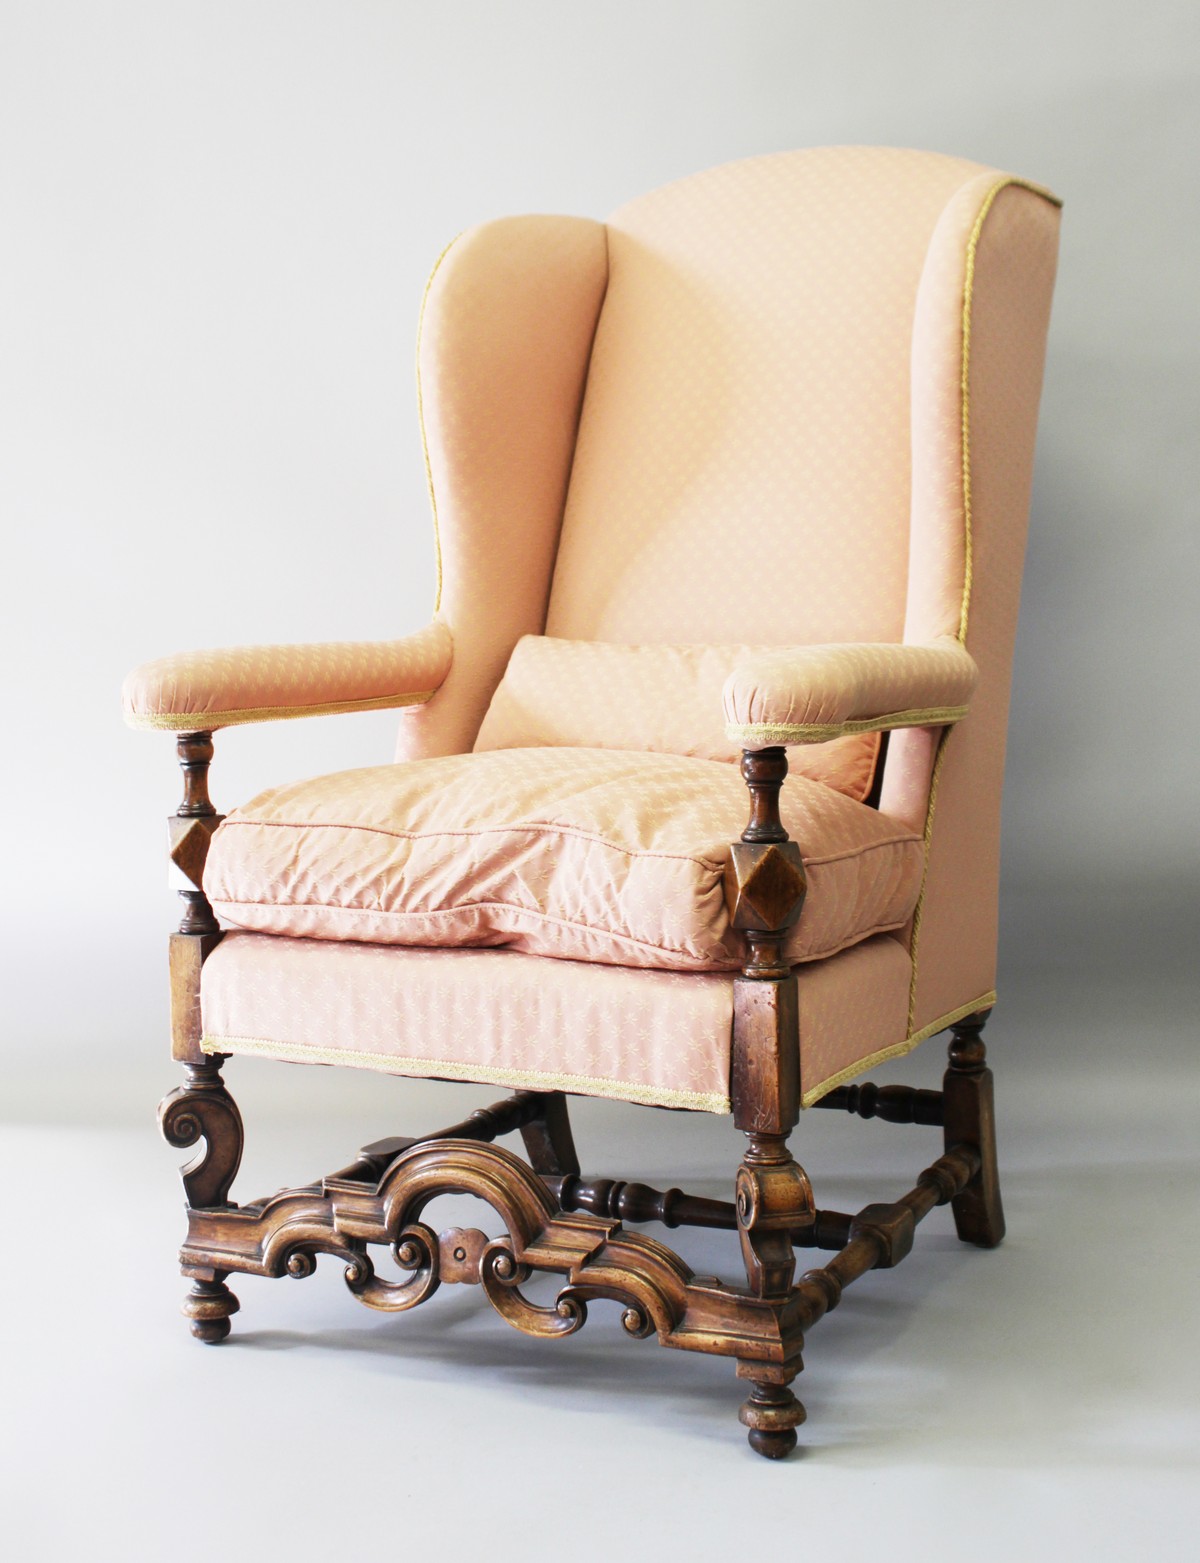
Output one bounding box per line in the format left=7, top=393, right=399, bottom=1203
left=729, top=748, right=813, bottom=1457
left=943, top=1010, right=1005, bottom=1248
left=737, top=1369, right=807, bottom=1459
left=733, top=1109, right=812, bottom=1460
left=182, top=1274, right=240, bottom=1344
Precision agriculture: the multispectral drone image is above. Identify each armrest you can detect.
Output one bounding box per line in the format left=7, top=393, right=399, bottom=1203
left=723, top=638, right=978, bottom=746
left=122, top=620, right=453, bottom=731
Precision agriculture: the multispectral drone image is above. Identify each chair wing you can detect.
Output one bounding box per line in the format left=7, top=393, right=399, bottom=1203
left=396, top=214, right=609, bottom=760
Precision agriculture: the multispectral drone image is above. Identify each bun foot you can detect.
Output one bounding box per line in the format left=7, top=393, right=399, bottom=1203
left=747, top=1425, right=798, bottom=1459
left=739, top=1381, right=805, bottom=1459
left=182, top=1277, right=239, bottom=1344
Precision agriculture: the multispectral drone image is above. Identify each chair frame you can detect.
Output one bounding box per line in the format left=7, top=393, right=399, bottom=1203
left=160, top=729, right=1004, bottom=1459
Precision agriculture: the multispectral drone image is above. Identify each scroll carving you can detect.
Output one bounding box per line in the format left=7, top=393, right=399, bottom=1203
left=162, top=1079, right=999, bottom=1459
left=178, top=1136, right=801, bottom=1367
left=159, top=1057, right=243, bottom=1209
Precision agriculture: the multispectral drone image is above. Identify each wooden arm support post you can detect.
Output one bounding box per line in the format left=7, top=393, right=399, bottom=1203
left=729, top=746, right=812, bottom=1457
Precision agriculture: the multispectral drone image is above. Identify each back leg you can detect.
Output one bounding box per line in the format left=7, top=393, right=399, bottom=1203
left=942, top=1010, right=1005, bottom=1247
left=519, top=1091, right=580, bottom=1176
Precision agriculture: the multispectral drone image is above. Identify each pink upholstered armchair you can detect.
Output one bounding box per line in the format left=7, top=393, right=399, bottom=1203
left=124, top=147, right=1060, bottom=1457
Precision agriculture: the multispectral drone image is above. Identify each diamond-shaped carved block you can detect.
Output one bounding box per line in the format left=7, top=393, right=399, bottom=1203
left=167, top=813, right=224, bottom=889
left=729, top=840, right=806, bottom=933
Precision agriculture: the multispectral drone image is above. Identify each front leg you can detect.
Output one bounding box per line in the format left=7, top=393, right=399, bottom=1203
left=156, top=730, right=245, bottom=1341
left=729, top=746, right=812, bottom=1457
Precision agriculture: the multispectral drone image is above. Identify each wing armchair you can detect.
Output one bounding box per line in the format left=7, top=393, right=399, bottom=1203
left=124, top=147, right=1060, bottom=1457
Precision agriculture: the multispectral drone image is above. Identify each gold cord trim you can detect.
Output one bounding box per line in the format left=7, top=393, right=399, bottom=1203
left=126, top=689, right=436, bottom=732
left=801, top=989, right=997, bottom=1107
left=727, top=704, right=969, bottom=747
left=415, top=234, right=462, bottom=617
left=906, top=174, right=1059, bottom=1034
left=202, top=1032, right=729, bottom=1114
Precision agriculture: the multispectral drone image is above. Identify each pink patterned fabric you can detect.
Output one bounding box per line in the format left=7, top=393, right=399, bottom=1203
left=475, top=635, right=879, bottom=800
left=123, top=621, right=452, bottom=731
left=125, top=148, right=1062, bottom=1101
left=200, top=930, right=913, bottom=1112
left=395, top=216, right=609, bottom=762
left=204, top=747, right=924, bottom=973
left=723, top=638, right=978, bottom=742
left=545, top=147, right=989, bottom=649
left=883, top=180, right=1062, bottom=1031
left=536, top=150, right=1057, bottom=1039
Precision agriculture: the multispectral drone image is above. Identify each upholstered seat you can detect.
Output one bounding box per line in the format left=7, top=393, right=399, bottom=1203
left=125, top=146, right=1061, bottom=1456
left=203, top=747, right=925, bottom=973
left=199, top=930, right=915, bottom=1113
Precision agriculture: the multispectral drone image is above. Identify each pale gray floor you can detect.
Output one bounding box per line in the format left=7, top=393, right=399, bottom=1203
left=3, top=893, right=1198, bottom=1562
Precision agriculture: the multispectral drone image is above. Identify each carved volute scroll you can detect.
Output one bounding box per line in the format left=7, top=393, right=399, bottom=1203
left=159, top=1056, right=244, bottom=1209
left=735, top=1132, right=814, bottom=1298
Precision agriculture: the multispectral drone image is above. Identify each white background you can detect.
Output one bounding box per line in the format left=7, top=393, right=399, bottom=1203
left=1, top=3, right=1197, bottom=1557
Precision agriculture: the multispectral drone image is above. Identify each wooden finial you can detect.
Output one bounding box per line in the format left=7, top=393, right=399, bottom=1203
left=739, top=747, right=790, bottom=843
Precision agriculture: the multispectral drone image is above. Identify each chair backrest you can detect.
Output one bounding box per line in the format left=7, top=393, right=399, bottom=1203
left=548, top=147, right=983, bottom=646
left=401, top=148, right=1061, bottom=1039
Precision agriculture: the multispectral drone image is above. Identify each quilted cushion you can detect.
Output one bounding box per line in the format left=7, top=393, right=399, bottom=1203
left=205, top=748, right=924, bottom=974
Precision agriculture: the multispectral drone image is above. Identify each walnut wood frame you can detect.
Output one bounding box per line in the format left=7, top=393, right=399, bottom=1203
left=156, top=734, right=1005, bottom=1459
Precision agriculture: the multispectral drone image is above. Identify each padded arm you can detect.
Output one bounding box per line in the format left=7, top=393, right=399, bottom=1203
left=122, top=619, right=453, bottom=732
left=723, top=639, right=979, bottom=746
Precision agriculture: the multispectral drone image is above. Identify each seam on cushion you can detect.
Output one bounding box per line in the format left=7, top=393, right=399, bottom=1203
left=216, top=811, right=921, bottom=872
left=202, top=1033, right=729, bottom=1114
left=799, top=832, right=923, bottom=866
left=906, top=174, right=1059, bottom=1034
left=215, top=815, right=735, bottom=872
left=211, top=897, right=727, bottom=965
left=211, top=897, right=918, bottom=971
left=789, top=915, right=922, bottom=968
left=726, top=705, right=970, bottom=745
left=416, top=233, right=462, bottom=617
left=126, top=690, right=438, bottom=731
left=801, top=989, right=998, bottom=1107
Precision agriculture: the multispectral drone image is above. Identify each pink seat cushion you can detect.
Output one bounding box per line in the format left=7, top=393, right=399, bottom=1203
left=204, top=748, right=924, bottom=973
